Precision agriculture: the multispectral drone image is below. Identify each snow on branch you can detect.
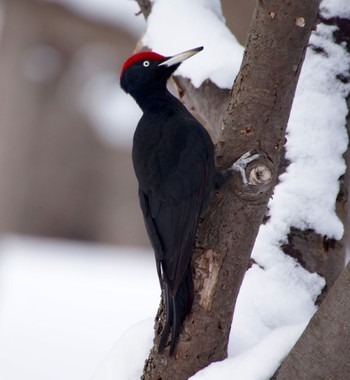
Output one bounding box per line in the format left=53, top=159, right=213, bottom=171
left=142, top=0, right=243, bottom=88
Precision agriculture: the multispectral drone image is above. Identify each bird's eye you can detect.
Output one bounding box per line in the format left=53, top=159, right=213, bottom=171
left=143, top=60, right=150, bottom=67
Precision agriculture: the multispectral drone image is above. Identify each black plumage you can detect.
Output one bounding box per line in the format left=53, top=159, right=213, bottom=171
left=120, top=47, right=216, bottom=354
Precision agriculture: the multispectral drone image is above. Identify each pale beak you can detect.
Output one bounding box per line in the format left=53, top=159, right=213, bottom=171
left=158, top=46, right=203, bottom=67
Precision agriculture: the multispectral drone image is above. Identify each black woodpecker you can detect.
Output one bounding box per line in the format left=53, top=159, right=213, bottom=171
left=120, top=47, right=217, bottom=355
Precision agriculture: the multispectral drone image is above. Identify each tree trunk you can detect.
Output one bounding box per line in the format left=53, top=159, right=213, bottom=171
left=137, top=0, right=321, bottom=379
left=273, top=260, right=350, bottom=379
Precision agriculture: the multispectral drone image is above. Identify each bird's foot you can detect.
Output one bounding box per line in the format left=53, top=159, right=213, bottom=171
left=230, top=150, right=265, bottom=186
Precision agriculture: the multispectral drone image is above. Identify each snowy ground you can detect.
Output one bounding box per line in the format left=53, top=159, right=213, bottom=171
left=0, top=236, right=159, bottom=380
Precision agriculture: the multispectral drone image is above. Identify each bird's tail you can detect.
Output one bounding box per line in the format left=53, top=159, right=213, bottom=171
left=158, top=265, right=194, bottom=355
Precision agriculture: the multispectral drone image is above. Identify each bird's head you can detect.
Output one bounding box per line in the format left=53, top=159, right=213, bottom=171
left=120, top=46, right=203, bottom=101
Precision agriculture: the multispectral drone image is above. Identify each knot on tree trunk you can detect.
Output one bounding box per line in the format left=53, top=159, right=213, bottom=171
left=232, top=152, right=274, bottom=201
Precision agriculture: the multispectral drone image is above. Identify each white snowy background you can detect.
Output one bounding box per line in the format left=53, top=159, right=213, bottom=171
left=1, top=0, right=350, bottom=379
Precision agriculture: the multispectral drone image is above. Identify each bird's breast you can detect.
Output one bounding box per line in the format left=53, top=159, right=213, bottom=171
left=132, top=119, right=179, bottom=192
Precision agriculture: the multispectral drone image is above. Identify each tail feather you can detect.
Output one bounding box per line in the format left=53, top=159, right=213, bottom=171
left=158, top=266, right=194, bottom=355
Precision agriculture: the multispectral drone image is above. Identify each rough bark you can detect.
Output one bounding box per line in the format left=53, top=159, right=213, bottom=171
left=274, top=260, right=350, bottom=379
left=281, top=226, right=346, bottom=299
left=136, top=0, right=321, bottom=379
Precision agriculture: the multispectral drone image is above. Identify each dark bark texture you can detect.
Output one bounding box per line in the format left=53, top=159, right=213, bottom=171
left=136, top=0, right=321, bottom=379
left=274, top=261, right=350, bottom=379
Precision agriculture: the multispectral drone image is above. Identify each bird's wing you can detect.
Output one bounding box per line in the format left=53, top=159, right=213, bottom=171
left=138, top=122, right=214, bottom=295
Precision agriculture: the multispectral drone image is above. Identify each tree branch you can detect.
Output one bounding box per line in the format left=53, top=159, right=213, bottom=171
left=135, top=0, right=152, bottom=19
left=274, top=260, right=350, bottom=379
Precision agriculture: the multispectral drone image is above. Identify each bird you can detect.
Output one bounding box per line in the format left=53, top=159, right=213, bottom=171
left=119, top=46, right=262, bottom=355
left=120, top=46, right=217, bottom=355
